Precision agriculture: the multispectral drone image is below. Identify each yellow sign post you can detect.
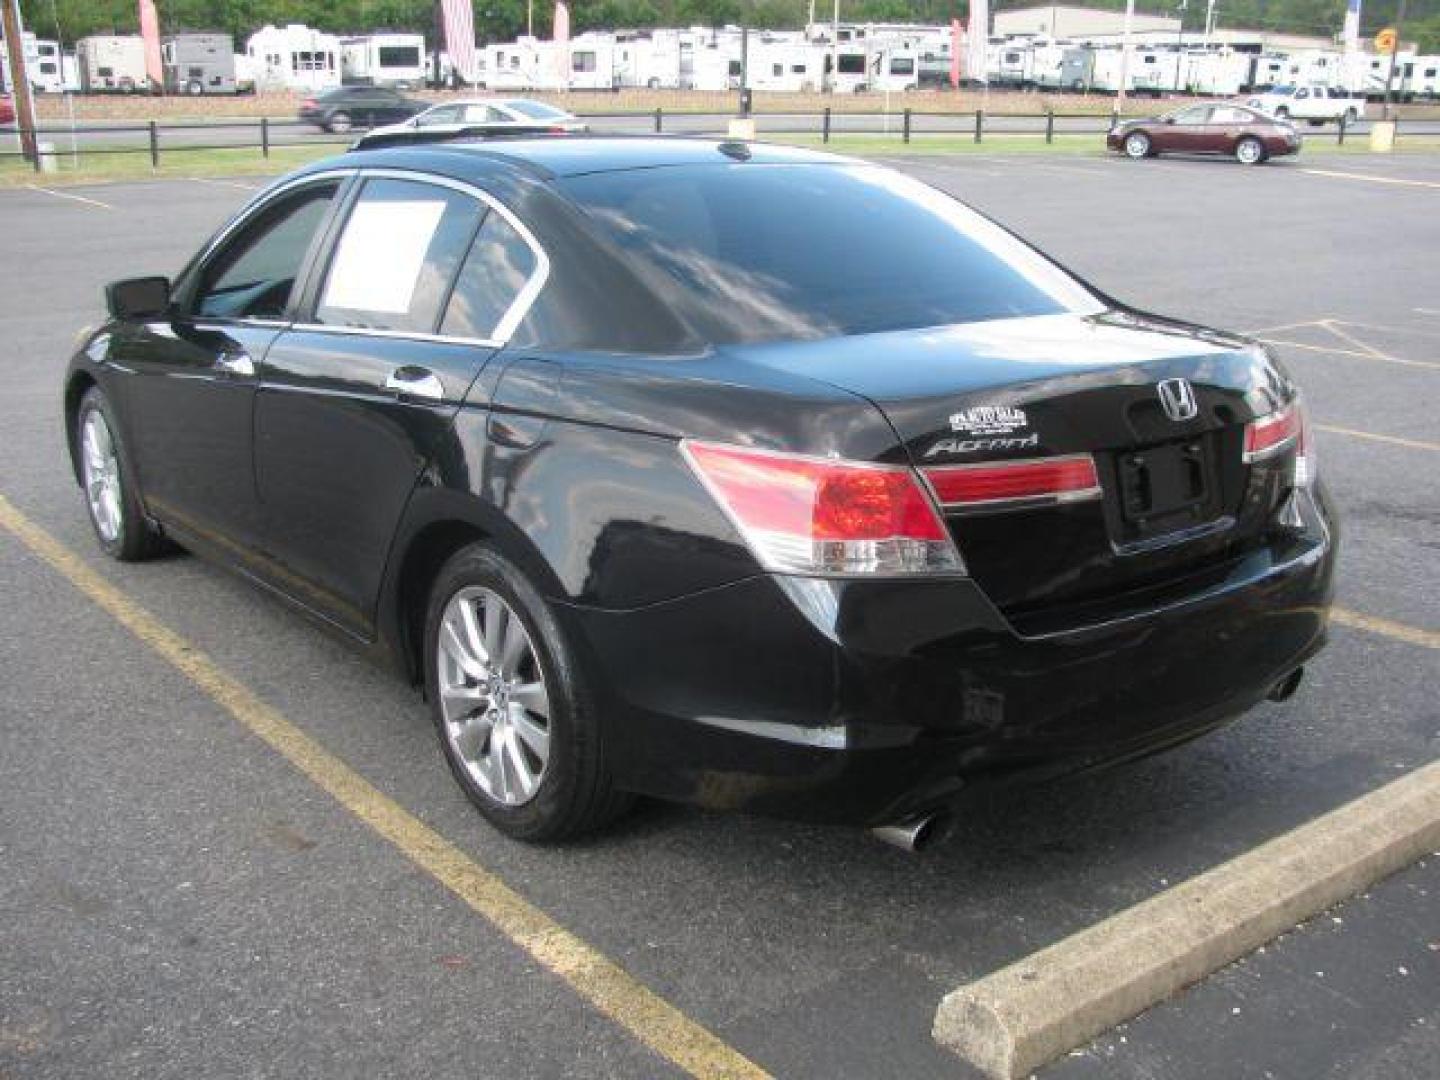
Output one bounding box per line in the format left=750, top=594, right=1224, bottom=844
left=1375, top=27, right=1398, bottom=53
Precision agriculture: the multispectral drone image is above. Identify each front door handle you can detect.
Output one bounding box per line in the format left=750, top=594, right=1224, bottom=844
left=215, top=350, right=255, bottom=377
left=385, top=365, right=445, bottom=402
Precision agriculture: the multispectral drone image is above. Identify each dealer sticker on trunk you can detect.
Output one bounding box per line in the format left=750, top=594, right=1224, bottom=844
left=924, top=405, right=1037, bottom=458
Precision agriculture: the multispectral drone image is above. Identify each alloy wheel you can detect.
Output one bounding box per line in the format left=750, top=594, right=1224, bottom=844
left=81, top=409, right=124, bottom=545
left=1124, top=132, right=1149, bottom=158
left=436, top=586, right=551, bottom=806
left=1237, top=138, right=1263, bottom=165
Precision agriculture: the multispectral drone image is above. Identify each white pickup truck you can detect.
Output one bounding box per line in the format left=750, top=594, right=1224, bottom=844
left=1246, top=84, right=1366, bottom=125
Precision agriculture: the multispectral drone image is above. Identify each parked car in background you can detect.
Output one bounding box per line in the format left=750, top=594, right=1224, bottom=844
left=298, top=85, right=426, bottom=132
left=1246, top=84, right=1364, bottom=125
left=64, top=137, right=1334, bottom=844
left=0, top=94, right=14, bottom=126
left=355, top=97, right=588, bottom=148
left=1108, top=103, right=1300, bottom=164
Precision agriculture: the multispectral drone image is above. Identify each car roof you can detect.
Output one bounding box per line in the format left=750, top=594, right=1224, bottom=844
left=333, top=136, right=859, bottom=181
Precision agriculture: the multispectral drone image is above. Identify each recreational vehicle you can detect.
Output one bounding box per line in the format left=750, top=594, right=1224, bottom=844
left=163, top=33, right=236, bottom=95
left=76, top=36, right=150, bottom=93
left=340, top=33, right=426, bottom=88
left=1, top=33, right=68, bottom=94
left=246, top=24, right=341, bottom=93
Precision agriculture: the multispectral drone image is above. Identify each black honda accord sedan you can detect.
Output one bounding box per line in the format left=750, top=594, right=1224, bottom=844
left=64, top=138, right=1335, bottom=844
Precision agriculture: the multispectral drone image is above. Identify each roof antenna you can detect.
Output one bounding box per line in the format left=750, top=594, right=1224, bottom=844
left=717, top=141, right=752, bottom=161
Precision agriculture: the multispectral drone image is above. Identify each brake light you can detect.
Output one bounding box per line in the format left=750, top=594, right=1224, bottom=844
left=301, top=98, right=316, bottom=108
left=681, top=441, right=963, bottom=576
left=923, top=455, right=1101, bottom=510
left=1243, top=402, right=1301, bottom=462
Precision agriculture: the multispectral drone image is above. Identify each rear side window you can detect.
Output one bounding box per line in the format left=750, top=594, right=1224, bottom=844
left=562, top=164, right=1101, bottom=344
left=316, top=178, right=483, bottom=333
left=440, top=214, right=538, bottom=340
left=195, top=182, right=338, bottom=320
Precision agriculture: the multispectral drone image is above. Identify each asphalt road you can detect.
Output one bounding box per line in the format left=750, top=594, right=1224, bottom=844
left=10, top=109, right=1439, bottom=158
left=1, top=149, right=1437, bottom=1078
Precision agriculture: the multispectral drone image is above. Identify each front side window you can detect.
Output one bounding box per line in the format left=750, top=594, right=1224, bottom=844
left=440, top=213, right=538, bottom=340
left=195, top=182, right=338, bottom=321
left=1171, top=106, right=1212, bottom=125
left=563, top=164, right=1101, bottom=344
left=316, top=178, right=484, bottom=334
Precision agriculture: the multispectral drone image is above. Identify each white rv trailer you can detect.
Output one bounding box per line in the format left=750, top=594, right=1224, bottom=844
left=612, top=30, right=685, bottom=89
left=1413, top=57, right=1440, bottom=99
left=746, top=36, right=825, bottom=92
left=340, top=33, right=426, bottom=87
left=246, top=24, right=341, bottom=93
left=1, top=32, right=68, bottom=94
left=1179, top=49, right=1253, bottom=95
left=76, top=35, right=150, bottom=93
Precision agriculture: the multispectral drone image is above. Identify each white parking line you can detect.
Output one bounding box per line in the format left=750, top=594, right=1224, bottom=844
left=1300, top=167, right=1440, bottom=190
left=188, top=176, right=262, bottom=191
left=22, top=184, right=113, bottom=210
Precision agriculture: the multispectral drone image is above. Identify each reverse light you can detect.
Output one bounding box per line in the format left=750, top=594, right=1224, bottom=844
left=681, top=441, right=964, bottom=576
left=923, top=455, right=1101, bottom=511
left=1292, top=403, right=1317, bottom=487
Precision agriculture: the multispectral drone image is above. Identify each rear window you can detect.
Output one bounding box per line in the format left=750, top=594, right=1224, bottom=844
left=562, top=164, right=1101, bottom=344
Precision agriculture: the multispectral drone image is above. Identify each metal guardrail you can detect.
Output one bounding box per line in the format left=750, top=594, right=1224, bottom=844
left=5, top=110, right=1440, bottom=169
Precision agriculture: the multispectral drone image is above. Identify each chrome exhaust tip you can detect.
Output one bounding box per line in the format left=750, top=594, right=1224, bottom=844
left=871, top=812, right=950, bottom=853
left=1267, top=667, right=1304, bottom=702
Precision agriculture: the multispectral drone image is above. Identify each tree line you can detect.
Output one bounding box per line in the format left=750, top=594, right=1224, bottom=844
left=18, top=0, right=1440, bottom=53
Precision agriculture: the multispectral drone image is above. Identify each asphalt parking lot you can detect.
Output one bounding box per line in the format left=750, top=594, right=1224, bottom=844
left=1, top=149, right=1437, bottom=1078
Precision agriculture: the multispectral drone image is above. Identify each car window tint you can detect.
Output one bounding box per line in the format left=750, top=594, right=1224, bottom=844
left=440, top=213, right=538, bottom=340
left=1211, top=107, right=1249, bottom=123
left=421, top=106, right=459, bottom=125
left=562, top=164, right=1101, bottom=344
left=195, top=182, right=337, bottom=321
left=316, top=178, right=483, bottom=333
left=1173, top=106, right=1211, bottom=124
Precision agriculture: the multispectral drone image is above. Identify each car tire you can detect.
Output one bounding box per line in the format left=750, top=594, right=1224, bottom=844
left=75, top=387, right=166, bottom=562
left=327, top=111, right=352, bottom=133
left=1235, top=136, right=1266, bottom=165
left=1123, top=131, right=1152, bottom=159
left=424, top=543, right=632, bottom=842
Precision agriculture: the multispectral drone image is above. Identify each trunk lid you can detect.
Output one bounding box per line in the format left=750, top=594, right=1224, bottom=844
left=727, top=311, right=1299, bottom=626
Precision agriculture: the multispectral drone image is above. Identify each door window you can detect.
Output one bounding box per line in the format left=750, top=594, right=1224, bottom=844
left=1171, top=106, right=1212, bottom=125
left=439, top=213, right=539, bottom=340
left=1210, top=107, right=1250, bottom=123
left=419, top=105, right=460, bottom=125
left=194, top=182, right=339, bottom=321
left=315, top=178, right=484, bottom=333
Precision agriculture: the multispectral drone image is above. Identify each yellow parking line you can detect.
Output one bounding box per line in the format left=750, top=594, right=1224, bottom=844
left=1300, top=167, right=1440, bottom=190
left=1260, top=337, right=1440, bottom=370
left=1331, top=607, right=1440, bottom=651
left=0, top=495, right=767, bottom=1080
left=1316, top=424, right=1440, bottom=453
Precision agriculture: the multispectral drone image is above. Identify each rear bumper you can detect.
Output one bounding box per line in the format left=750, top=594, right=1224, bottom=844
left=562, top=486, right=1336, bottom=826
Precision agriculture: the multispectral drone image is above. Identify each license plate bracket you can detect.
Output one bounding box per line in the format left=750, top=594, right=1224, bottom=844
left=1117, top=439, right=1213, bottom=530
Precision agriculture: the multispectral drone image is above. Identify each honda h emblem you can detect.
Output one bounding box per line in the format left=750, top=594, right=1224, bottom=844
left=1157, top=378, right=1198, bottom=422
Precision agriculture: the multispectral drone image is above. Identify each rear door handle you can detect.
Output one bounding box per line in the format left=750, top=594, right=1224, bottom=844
left=215, top=350, right=255, bottom=377
left=385, top=365, right=445, bottom=402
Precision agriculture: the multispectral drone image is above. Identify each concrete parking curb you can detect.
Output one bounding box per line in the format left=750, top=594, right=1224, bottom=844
left=932, top=758, right=1440, bottom=1079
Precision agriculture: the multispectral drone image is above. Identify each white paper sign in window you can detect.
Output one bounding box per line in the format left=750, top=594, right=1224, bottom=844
left=322, top=199, right=447, bottom=315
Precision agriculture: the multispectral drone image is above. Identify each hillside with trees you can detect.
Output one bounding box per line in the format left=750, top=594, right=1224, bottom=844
left=18, top=0, right=1440, bottom=54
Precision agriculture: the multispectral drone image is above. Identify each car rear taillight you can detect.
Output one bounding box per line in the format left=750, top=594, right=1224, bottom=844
left=1245, top=399, right=1315, bottom=486
left=1243, top=402, right=1301, bottom=462
left=923, top=455, right=1101, bottom=511
left=301, top=98, right=316, bottom=109
left=681, top=441, right=964, bottom=576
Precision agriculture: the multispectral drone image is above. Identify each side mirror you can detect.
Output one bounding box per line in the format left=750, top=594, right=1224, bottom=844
left=105, top=276, right=170, bottom=320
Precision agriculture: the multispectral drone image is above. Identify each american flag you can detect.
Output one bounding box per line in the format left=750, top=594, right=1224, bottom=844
left=441, top=0, right=478, bottom=86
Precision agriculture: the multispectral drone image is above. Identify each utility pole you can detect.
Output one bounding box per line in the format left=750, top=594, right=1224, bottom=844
left=2, top=0, right=38, bottom=162
left=1382, top=0, right=1408, bottom=120
left=831, top=0, right=839, bottom=93
left=1116, top=0, right=1135, bottom=112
